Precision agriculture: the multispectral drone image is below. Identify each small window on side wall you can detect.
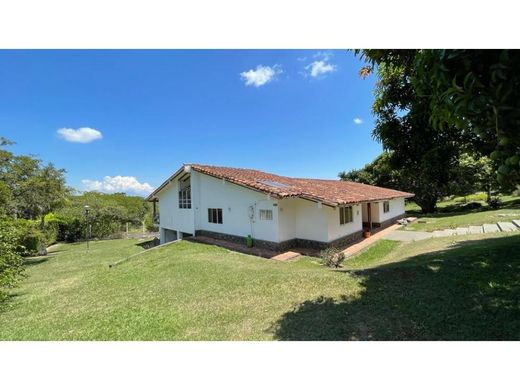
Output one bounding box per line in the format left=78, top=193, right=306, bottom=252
left=339, top=206, right=353, bottom=225
left=208, top=208, right=223, bottom=224
left=259, top=209, right=273, bottom=220
left=383, top=201, right=390, bottom=213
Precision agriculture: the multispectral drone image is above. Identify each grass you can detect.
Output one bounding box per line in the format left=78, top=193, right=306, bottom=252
left=1, top=234, right=519, bottom=340
left=403, top=195, right=520, bottom=232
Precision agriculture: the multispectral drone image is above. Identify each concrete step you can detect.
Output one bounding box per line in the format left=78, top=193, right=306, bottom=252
left=497, top=221, right=518, bottom=232
left=512, top=220, right=520, bottom=228
left=468, top=225, right=484, bottom=234
left=483, top=223, right=500, bottom=233
left=455, top=227, right=469, bottom=235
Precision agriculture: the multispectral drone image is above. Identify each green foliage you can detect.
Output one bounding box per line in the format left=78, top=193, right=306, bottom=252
left=54, top=192, right=152, bottom=241
left=0, top=137, right=70, bottom=221
left=357, top=50, right=464, bottom=213
left=413, top=50, right=520, bottom=189
left=339, top=152, right=401, bottom=188
left=319, top=247, right=345, bottom=268
left=144, top=213, right=159, bottom=232
left=11, top=219, right=56, bottom=256
left=0, top=218, right=25, bottom=302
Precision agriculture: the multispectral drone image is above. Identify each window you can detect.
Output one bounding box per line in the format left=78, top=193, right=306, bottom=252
left=339, top=206, right=353, bottom=225
left=383, top=201, right=390, bottom=213
left=208, top=208, right=223, bottom=224
left=178, top=176, right=191, bottom=209
left=259, top=209, right=273, bottom=220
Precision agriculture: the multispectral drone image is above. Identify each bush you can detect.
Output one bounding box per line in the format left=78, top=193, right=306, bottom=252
left=144, top=213, right=159, bottom=232
left=13, top=219, right=48, bottom=256
left=0, top=219, right=25, bottom=302
left=319, top=247, right=346, bottom=268
left=488, top=196, right=501, bottom=209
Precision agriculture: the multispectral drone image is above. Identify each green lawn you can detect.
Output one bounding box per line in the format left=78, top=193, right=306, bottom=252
left=403, top=195, right=520, bottom=232
left=1, top=234, right=519, bottom=340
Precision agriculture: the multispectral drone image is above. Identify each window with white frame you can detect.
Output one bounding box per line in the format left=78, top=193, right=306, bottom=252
left=383, top=201, right=390, bottom=213
left=259, top=209, right=273, bottom=220
left=178, top=176, right=191, bottom=209
left=339, top=206, right=353, bottom=225
left=208, top=208, right=223, bottom=224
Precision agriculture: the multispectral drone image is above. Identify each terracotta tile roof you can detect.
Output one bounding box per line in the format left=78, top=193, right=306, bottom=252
left=148, top=163, right=414, bottom=205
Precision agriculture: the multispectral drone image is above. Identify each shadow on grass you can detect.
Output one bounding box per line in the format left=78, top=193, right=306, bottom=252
left=271, top=235, right=520, bottom=341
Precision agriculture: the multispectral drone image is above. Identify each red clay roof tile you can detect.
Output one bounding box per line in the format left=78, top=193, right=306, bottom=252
left=150, top=164, right=413, bottom=205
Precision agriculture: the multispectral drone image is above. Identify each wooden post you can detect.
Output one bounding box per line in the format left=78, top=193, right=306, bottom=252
left=367, top=202, right=372, bottom=232
left=126, top=222, right=129, bottom=238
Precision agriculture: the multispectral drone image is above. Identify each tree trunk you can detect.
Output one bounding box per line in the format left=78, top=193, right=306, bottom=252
left=414, top=193, right=438, bottom=213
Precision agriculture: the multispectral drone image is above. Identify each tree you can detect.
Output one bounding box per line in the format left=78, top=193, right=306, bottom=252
left=413, top=50, right=520, bottom=189
left=0, top=218, right=24, bottom=303
left=448, top=153, right=497, bottom=203
left=357, top=50, right=463, bottom=212
left=339, top=152, right=401, bottom=189
left=0, top=138, right=70, bottom=222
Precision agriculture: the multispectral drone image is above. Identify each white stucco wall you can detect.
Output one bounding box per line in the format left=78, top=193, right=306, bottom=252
left=326, top=203, right=363, bottom=241
left=378, top=197, right=406, bottom=222
left=156, top=177, right=195, bottom=235
left=156, top=167, right=406, bottom=245
left=194, top=172, right=279, bottom=242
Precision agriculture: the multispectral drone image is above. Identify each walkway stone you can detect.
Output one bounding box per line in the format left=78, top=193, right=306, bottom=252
left=513, top=220, right=520, bottom=228
left=455, top=227, right=469, bottom=235
left=468, top=225, right=483, bottom=234
left=271, top=251, right=300, bottom=261
left=497, top=221, right=517, bottom=232
left=433, top=229, right=452, bottom=237
left=385, top=230, right=433, bottom=242
left=483, top=223, right=500, bottom=233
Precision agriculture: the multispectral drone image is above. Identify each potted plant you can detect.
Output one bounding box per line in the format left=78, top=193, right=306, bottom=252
left=245, top=234, right=253, bottom=247
left=363, top=228, right=371, bottom=238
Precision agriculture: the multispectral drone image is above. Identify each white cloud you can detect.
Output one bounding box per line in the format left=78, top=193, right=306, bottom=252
left=305, top=60, right=336, bottom=78
left=302, top=51, right=337, bottom=78
left=82, top=176, right=154, bottom=195
left=353, top=117, right=363, bottom=125
left=313, top=51, right=333, bottom=61
left=240, top=65, right=282, bottom=87
left=57, top=127, right=103, bottom=143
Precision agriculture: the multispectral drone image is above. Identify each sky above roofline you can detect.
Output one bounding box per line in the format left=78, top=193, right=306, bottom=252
left=0, top=49, right=381, bottom=196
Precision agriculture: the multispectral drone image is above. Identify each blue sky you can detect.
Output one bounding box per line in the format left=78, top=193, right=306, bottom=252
left=0, top=50, right=381, bottom=195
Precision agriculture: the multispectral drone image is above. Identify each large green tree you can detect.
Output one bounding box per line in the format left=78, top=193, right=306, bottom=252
left=0, top=138, right=70, bottom=223
left=358, top=50, right=463, bottom=212
left=413, top=50, right=520, bottom=189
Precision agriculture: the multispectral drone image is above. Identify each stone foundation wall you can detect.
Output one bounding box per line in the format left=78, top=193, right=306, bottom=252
left=195, top=229, right=363, bottom=251
left=379, top=213, right=406, bottom=229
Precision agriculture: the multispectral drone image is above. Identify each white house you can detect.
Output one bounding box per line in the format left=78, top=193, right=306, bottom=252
left=146, top=164, right=414, bottom=250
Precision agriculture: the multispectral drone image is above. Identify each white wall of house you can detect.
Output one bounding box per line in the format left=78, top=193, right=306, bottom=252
left=378, top=197, right=406, bottom=222
left=157, top=178, right=195, bottom=235
left=278, top=198, right=330, bottom=242
left=326, top=203, right=363, bottom=241
left=156, top=169, right=406, bottom=245
left=194, top=172, right=280, bottom=242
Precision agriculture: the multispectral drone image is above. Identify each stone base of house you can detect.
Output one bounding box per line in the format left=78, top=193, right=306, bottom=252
left=363, top=213, right=407, bottom=231
left=194, top=229, right=363, bottom=252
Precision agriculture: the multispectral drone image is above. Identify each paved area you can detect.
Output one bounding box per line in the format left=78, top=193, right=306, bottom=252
left=271, top=251, right=301, bottom=261
left=385, top=230, right=433, bottom=242
left=469, top=225, right=483, bottom=234
left=497, top=221, right=517, bottom=232
left=342, top=223, right=402, bottom=257
left=387, top=219, right=519, bottom=242
left=483, top=223, right=500, bottom=233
